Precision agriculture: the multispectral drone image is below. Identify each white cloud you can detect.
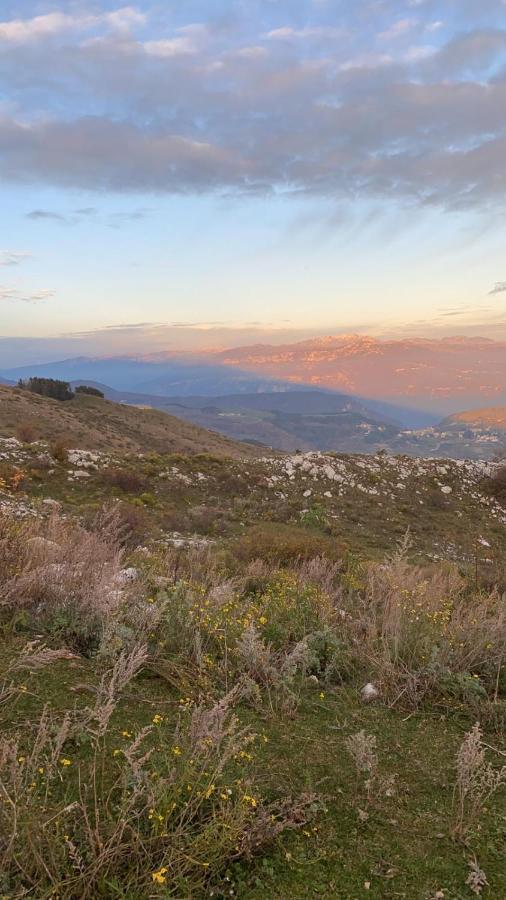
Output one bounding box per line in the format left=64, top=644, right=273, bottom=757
left=0, top=286, right=54, bottom=303
left=0, top=7, right=144, bottom=44
left=266, top=26, right=343, bottom=40
left=143, top=37, right=195, bottom=58
left=0, top=250, right=32, bottom=266
left=379, top=19, right=416, bottom=41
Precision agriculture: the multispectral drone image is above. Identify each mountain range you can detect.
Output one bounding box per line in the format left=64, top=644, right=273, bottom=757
left=3, top=334, right=505, bottom=418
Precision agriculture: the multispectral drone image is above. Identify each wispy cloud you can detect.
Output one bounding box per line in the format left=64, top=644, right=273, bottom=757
left=0, top=287, right=54, bottom=303
left=0, top=250, right=32, bottom=266
left=489, top=281, right=506, bottom=295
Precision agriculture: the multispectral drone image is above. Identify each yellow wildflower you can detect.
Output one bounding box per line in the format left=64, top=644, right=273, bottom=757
left=151, top=866, right=168, bottom=884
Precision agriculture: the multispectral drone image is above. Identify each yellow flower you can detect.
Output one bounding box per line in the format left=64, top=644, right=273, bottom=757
left=242, top=794, right=257, bottom=808
left=152, top=714, right=164, bottom=725
left=60, top=758, right=72, bottom=767
left=112, top=749, right=122, bottom=757
left=151, top=866, right=168, bottom=884
left=319, top=692, right=325, bottom=700
left=121, top=730, right=132, bottom=738
left=259, top=615, right=267, bottom=625
left=171, top=745, right=182, bottom=756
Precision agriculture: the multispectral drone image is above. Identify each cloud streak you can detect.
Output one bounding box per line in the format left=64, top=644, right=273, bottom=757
left=0, top=287, right=54, bottom=303
left=489, top=282, right=506, bottom=295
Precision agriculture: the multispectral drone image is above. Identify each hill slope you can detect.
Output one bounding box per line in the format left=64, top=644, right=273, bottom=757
left=0, top=385, right=258, bottom=458
left=442, top=406, right=506, bottom=431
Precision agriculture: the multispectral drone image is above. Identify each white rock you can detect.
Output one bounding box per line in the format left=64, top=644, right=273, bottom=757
left=361, top=683, right=379, bottom=703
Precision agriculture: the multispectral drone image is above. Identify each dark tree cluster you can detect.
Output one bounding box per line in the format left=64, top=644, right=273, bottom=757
left=18, top=377, right=74, bottom=401
left=75, top=385, right=104, bottom=398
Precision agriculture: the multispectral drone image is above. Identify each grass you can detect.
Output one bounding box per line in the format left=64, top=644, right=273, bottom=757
left=1, top=403, right=506, bottom=897
left=0, top=385, right=260, bottom=457
left=2, top=647, right=505, bottom=899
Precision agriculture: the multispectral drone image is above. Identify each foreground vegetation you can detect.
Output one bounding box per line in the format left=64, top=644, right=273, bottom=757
left=1, top=502, right=506, bottom=898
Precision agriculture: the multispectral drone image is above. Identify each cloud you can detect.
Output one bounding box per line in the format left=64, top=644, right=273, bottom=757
left=0, top=7, right=145, bottom=44
left=0, top=250, right=32, bottom=266
left=1, top=12, right=506, bottom=212
left=25, top=206, right=151, bottom=227
left=0, top=287, right=54, bottom=303
left=143, top=37, right=196, bottom=57
left=266, top=26, right=344, bottom=40
left=26, top=209, right=68, bottom=222
left=378, top=19, right=416, bottom=40
left=489, top=281, right=506, bottom=294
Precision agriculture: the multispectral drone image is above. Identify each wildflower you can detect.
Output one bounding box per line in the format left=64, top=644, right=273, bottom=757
left=17, top=756, right=26, bottom=765
left=152, top=714, right=164, bottom=725
left=121, top=730, right=132, bottom=738
left=112, top=749, right=122, bottom=757
left=151, top=866, right=168, bottom=884
left=319, top=692, right=325, bottom=700
left=259, top=615, right=267, bottom=625
left=60, top=758, right=72, bottom=767
left=171, top=745, right=182, bottom=756
left=242, top=794, right=257, bottom=808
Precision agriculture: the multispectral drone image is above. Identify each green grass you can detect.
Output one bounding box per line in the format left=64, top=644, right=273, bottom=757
left=3, top=645, right=505, bottom=899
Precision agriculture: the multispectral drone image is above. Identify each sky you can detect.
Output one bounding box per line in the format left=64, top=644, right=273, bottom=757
left=1, top=0, right=506, bottom=365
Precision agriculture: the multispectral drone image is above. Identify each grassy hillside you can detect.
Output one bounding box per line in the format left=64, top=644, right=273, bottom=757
left=0, top=384, right=259, bottom=458
left=0, top=409, right=506, bottom=898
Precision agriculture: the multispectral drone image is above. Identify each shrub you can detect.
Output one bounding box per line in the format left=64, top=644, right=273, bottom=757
left=483, top=466, right=506, bottom=504
left=233, top=523, right=339, bottom=566
left=452, top=722, right=506, bottom=839
left=103, top=467, right=147, bottom=495
left=15, top=421, right=36, bottom=443
left=50, top=439, right=69, bottom=463
left=75, top=384, right=104, bottom=398
left=0, top=510, right=130, bottom=655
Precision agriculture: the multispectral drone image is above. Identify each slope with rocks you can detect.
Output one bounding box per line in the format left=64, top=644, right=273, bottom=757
left=0, top=384, right=260, bottom=458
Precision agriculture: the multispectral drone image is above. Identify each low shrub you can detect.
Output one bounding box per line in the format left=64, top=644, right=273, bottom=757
left=233, top=523, right=340, bottom=566
left=15, top=421, right=37, bottom=443
left=102, top=467, right=147, bottom=495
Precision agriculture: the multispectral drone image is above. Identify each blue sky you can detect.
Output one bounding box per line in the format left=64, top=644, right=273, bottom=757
left=1, top=0, right=506, bottom=364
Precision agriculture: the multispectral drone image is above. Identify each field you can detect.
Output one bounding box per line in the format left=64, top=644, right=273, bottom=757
left=0, top=392, right=505, bottom=898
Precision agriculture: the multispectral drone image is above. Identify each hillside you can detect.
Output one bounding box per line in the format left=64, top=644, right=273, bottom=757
left=442, top=406, right=506, bottom=430
left=1, top=411, right=506, bottom=898
left=0, top=384, right=259, bottom=458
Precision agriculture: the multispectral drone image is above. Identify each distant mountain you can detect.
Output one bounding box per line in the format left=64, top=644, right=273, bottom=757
left=208, top=334, right=506, bottom=415
left=441, top=407, right=506, bottom=431
left=2, top=356, right=323, bottom=397
left=3, top=332, right=505, bottom=420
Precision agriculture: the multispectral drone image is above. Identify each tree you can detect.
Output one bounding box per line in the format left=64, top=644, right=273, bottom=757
left=18, top=377, right=74, bottom=401
left=75, top=385, right=104, bottom=398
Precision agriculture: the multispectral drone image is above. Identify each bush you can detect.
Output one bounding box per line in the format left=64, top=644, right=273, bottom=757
left=50, top=439, right=69, bottom=463
left=483, top=466, right=506, bottom=504
left=103, top=468, right=147, bottom=495
left=233, top=523, right=339, bottom=566
left=19, top=377, right=74, bottom=401
left=0, top=510, right=130, bottom=655
left=16, top=421, right=36, bottom=443
left=75, top=384, right=105, bottom=398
